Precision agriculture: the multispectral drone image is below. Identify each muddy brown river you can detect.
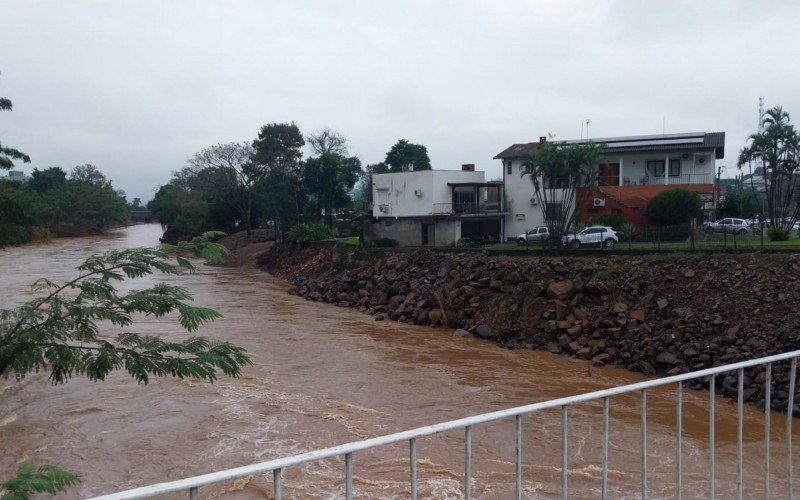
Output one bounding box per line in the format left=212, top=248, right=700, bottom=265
left=1, top=224, right=797, bottom=498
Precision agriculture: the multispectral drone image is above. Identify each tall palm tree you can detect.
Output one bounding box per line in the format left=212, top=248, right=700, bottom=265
left=522, top=141, right=604, bottom=243
left=738, top=106, right=800, bottom=234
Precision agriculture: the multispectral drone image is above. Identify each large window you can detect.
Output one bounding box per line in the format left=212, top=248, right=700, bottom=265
left=647, top=159, right=681, bottom=177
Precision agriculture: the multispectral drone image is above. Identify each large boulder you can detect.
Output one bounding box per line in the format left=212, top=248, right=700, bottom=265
left=547, top=280, right=575, bottom=300
left=473, top=324, right=493, bottom=339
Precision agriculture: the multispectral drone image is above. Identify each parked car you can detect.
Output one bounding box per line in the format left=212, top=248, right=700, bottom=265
left=704, top=218, right=750, bottom=235
left=561, top=226, right=619, bottom=248
left=516, top=226, right=550, bottom=244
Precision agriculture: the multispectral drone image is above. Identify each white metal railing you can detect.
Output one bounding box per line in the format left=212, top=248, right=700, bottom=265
left=89, top=350, right=800, bottom=500
left=618, top=173, right=713, bottom=186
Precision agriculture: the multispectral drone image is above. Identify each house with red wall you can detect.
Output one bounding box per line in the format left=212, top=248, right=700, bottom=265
left=495, top=132, right=725, bottom=235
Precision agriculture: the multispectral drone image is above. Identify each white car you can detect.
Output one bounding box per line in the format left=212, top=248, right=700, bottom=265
left=561, top=226, right=619, bottom=248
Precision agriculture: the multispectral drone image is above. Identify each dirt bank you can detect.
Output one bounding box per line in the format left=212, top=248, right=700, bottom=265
left=254, top=243, right=800, bottom=413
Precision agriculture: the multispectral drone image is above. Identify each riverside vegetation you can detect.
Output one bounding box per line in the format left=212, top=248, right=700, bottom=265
left=259, top=244, right=800, bottom=414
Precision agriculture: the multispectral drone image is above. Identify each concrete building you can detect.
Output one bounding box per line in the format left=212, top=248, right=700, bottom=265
left=367, top=165, right=505, bottom=246
left=495, top=132, right=725, bottom=235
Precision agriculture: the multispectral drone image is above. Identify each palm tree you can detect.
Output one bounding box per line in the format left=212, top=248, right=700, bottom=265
left=522, top=141, right=604, bottom=244
left=738, top=106, right=800, bottom=236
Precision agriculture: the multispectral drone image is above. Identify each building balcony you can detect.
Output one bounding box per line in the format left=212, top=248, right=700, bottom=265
left=599, top=172, right=713, bottom=186
left=432, top=202, right=503, bottom=215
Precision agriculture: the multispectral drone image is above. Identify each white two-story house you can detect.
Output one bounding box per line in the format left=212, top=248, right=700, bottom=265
left=368, top=165, right=505, bottom=246
left=495, top=131, right=725, bottom=237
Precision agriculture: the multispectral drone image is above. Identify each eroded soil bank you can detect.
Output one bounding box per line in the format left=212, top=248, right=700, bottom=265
left=255, top=243, right=800, bottom=413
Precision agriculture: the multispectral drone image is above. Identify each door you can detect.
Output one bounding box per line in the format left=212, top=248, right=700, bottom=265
left=598, top=163, right=620, bottom=186
left=421, top=223, right=434, bottom=245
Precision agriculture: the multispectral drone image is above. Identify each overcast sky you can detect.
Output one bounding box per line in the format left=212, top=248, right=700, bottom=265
left=1, top=1, right=798, bottom=202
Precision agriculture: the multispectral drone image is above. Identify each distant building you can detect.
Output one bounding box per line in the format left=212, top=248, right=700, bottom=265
left=368, top=165, right=505, bottom=246
left=7, top=170, right=29, bottom=182
left=494, top=132, right=725, bottom=231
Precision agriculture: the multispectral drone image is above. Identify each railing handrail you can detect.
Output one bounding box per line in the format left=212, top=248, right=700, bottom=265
left=89, top=348, right=800, bottom=499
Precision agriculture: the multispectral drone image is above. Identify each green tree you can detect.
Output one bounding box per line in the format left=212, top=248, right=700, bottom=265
left=187, top=142, right=260, bottom=237
left=521, top=141, right=604, bottom=240
left=28, top=167, right=67, bottom=193
left=0, top=179, right=40, bottom=246
left=148, top=184, right=216, bottom=244
left=69, top=164, right=112, bottom=188
left=45, top=167, right=129, bottom=236
left=0, top=234, right=251, bottom=497
left=252, top=123, right=307, bottom=234
left=302, top=153, right=362, bottom=226
left=738, top=105, right=800, bottom=232
left=645, top=188, right=702, bottom=225
left=384, top=139, right=431, bottom=172
left=0, top=88, right=31, bottom=170
left=716, top=192, right=756, bottom=219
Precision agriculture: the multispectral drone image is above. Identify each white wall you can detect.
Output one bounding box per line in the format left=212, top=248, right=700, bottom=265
left=372, top=169, right=486, bottom=218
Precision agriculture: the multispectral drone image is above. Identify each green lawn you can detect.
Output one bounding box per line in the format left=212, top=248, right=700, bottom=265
left=487, top=233, right=800, bottom=252
left=321, top=236, right=360, bottom=246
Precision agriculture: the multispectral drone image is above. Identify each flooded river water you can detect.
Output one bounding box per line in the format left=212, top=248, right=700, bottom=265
left=1, top=224, right=797, bottom=498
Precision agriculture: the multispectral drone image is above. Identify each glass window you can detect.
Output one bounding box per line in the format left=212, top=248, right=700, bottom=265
left=722, top=219, right=732, bottom=225
left=539, top=227, right=548, bottom=234
left=669, top=159, right=681, bottom=176
left=647, top=160, right=665, bottom=177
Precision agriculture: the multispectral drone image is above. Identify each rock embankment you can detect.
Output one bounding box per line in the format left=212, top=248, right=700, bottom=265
left=260, top=246, right=800, bottom=413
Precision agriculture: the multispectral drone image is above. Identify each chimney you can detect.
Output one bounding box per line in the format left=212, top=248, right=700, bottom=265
left=461, top=164, right=475, bottom=171
left=539, top=136, right=547, bottom=145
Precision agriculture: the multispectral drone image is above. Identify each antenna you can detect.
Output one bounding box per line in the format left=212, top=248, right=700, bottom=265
left=584, top=119, right=591, bottom=141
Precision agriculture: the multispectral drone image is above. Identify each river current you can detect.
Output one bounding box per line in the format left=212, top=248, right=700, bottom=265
left=0, top=224, right=797, bottom=498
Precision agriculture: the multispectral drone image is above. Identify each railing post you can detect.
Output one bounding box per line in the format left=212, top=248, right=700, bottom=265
left=602, top=397, right=609, bottom=499
left=273, top=469, right=282, bottom=500
left=409, top=438, right=417, bottom=500
left=515, top=415, right=522, bottom=500
left=561, top=405, right=568, bottom=500
left=641, top=389, right=648, bottom=500
left=737, top=368, right=744, bottom=500
left=788, top=357, right=797, bottom=500
left=709, top=375, right=715, bottom=500
left=189, top=486, right=198, bottom=500
left=765, top=363, right=772, bottom=500
left=345, top=452, right=353, bottom=500
left=465, top=425, right=472, bottom=500
left=676, top=382, right=682, bottom=500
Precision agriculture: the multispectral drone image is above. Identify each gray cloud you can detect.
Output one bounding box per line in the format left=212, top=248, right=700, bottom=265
left=1, top=0, right=797, bottom=201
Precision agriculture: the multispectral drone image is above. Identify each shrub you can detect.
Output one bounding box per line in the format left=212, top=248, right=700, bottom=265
left=645, top=189, right=701, bottom=225
left=373, top=237, right=399, bottom=248
left=590, top=214, right=625, bottom=230
left=767, top=226, right=791, bottom=241
left=0, top=223, right=30, bottom=247
left=286, top=223, right=332, bottom=246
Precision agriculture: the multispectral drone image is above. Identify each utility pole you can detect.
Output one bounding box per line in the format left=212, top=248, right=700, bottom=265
left=713, top=164, right=724, bottom=208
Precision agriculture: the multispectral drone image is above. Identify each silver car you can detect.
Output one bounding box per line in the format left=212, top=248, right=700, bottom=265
left=704, top=218, right=750, bottom=235
left=516, top=226, right=550, bottom=244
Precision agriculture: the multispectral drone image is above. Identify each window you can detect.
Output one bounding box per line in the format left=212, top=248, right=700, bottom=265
left=506, top=161, right=512, bottom=175
left=545, top=203, right=562, bottom=220
left=647, top=159, right=681, bottom=177
left=538, top=227, right=548, bottom=234
left=669, top=159, right=681, bottom=176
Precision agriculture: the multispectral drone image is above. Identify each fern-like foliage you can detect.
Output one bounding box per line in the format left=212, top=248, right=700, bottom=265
left=0, top=463, right=79, bottom=499
left=0, top=233, right=250, bottom=385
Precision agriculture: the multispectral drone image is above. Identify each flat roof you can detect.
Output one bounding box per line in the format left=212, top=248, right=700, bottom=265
left=494, top=132, right=725, bottom=160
